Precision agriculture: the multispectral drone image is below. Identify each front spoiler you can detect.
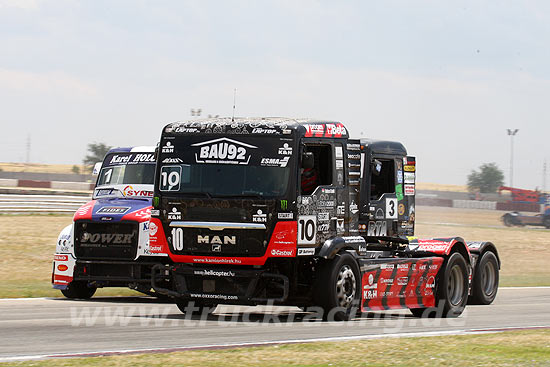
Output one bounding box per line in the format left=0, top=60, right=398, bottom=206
left=151, top=264, right=289, bottom=304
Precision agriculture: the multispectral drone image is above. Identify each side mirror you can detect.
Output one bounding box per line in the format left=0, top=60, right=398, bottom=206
left=301, top=152, right=314, bottom=169
left=92, top=162, right=102, bottom=176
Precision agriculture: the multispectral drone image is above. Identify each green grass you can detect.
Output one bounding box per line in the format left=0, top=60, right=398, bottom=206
left=3, top=330, right=550, bottom=366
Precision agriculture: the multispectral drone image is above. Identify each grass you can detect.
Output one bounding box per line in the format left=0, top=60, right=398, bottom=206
left=0, top=206, right=549, bottom=298
left=2, top=329, right=550, bottom=366
left=415, top=206, right=550, bottom=287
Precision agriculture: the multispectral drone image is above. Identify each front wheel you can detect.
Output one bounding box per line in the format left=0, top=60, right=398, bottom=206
left=410, top=252, right=469, bottom=318
left=61, top=281, right=96, bottom=299
left=544, top=218, right=550, bottom=229
left=502, top=215, right=513, bottom=227
left=469, top=251, right=499, bottom=305
left=313, top=252, right=361, bottom=321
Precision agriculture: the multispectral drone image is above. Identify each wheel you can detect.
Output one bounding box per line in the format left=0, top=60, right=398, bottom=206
left=176, top=300, right=217, bottom=316
left=544, top=218, right=550, bottom=229
left=314, top=252, right=361, bottom=321
left=502, top=215, right=513, bottom=227
left=469, top=251, right=499, bottom=305
left=61, top=281, right=96, bottom=299
left=410, top=252, right=469, bottom=318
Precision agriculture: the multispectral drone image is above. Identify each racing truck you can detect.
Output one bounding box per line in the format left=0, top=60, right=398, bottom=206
left=52, top=146, right=170, bottom=299
left=148, top=118, right=500, bottom=320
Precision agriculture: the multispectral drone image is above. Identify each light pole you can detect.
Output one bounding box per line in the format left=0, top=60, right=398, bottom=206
left=507, top=129, right=519, bottom=187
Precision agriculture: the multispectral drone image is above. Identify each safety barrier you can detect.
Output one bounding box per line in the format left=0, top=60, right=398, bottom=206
left=0, top=194, right=89, bottom=214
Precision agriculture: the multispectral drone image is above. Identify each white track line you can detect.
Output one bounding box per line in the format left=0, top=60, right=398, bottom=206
left=1, top=325, right=549, bottom=362
left=0, top=287, right=549, bottom=301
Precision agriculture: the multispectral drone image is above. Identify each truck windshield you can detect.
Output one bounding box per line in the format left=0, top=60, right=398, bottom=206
left=160, top=164, right=290, bottom=197
left=157, top=135, right=294, bottom=198
left=97, top=153, right=156, bottom=186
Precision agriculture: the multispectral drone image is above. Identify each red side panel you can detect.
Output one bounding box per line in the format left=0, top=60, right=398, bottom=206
left=73, top=200, right=96, bottom=221
left=168, top=221, right=297, bottom=266
left=121, top=206, right=152, bottom=222
left=148, top=217, right=169, bottom=255
left=361, top=257, right=444, bottom=311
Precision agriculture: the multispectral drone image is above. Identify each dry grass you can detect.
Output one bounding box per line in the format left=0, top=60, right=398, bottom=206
left=0, top=163, right=86, bottom=174
left=0, top=206, right=548, bottom=298
left=416, top=182, right=469, bottom=192
left=415, top=206, right=550, bottom=286
left=0, top=215, right=139, bottom=298
left=3, top=329, right=550, bottom=366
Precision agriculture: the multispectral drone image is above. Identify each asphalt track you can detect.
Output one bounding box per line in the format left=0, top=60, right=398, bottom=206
left=1, top=287, right=549, bottom=362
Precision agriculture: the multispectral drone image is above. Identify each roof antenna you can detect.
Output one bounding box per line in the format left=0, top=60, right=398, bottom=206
left=232, top=88, right=236, bottom=122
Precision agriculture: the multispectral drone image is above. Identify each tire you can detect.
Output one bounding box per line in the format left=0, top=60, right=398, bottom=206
left=176, top=300, right=217, bottom=316
left=61, top=281, right=96, bottom=299
left=313, top=252, right=361, bottom=321
left=469, top=251, right=499, bottom=305
left=502, top=215, right=513, bottom=227
left=544, top=218, right=550, bottom=229
left=410, top=252, right=469, bottom=318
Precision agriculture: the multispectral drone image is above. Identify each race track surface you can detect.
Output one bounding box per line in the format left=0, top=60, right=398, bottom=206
left=1, top=287, right=549, bottom=361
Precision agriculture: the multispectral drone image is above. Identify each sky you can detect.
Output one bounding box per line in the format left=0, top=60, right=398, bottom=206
left=1, top=0, right=549, bottom=188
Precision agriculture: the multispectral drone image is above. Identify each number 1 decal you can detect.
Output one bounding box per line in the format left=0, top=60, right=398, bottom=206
left=298, top=215, right=317, bottom=245
left=386, top=198, right=398, bottom=219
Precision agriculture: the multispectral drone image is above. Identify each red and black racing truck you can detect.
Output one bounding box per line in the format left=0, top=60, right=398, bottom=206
left=148, top=118, right=500, bottom=320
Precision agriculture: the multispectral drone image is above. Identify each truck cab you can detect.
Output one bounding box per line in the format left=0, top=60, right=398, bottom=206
left=52, top=146, right=169, bottom=299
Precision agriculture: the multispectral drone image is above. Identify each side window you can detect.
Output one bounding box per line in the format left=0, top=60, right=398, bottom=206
left=370, top=159, right=395, bottom=200
left=301, top=144, right=333, bottom=195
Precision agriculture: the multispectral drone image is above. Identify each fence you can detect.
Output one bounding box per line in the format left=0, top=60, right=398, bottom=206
left=0, top=194, right=90, bottom=214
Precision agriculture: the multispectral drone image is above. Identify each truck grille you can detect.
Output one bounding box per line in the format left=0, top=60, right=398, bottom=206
left=74, top=221, right=139, bottom=260
left=171, top=228, right=267, bottom=257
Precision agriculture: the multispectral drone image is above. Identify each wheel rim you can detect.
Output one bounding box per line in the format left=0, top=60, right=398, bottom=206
left=481, top=260, right=497, bottom=297
left=447, top=264, right=465, bottom=306
left=336, top=265, right=356, bottom=308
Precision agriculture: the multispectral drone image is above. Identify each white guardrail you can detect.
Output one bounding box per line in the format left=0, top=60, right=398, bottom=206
left=0, top=194, right=90, bottom=214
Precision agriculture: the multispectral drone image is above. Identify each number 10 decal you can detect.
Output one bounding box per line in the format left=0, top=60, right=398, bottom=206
left=298, top=215, right=317, bottom=245
left=160, top=166, right=182, bottom=191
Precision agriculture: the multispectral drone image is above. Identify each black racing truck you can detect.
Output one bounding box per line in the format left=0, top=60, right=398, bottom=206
left=149, top=118, right=500, bottom=320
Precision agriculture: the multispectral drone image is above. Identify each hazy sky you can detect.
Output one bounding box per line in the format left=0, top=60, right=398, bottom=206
left=1, top=0, right=549, bottom=188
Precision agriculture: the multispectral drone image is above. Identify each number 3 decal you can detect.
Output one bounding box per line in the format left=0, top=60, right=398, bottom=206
left=298, top=215, right=317, bottom=245
left=386, top=198, right=398, bottom=219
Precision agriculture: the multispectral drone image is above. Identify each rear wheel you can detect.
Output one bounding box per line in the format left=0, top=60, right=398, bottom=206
left=61, top=281, right=96, bottom=299
left=314, top=252, right=361, bottom=321
left=410, top=252, right=469, bottom=318
left=469, top=251, right=499, bottom=305
left=544, top=217, right=550, bottom=229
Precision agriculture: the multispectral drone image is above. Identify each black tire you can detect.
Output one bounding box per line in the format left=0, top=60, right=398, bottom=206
left=469, top=251, right=499, bottom=305
left=502, top=215, right=513, bottom=227
left=176, top=300, right=217, bottom=316
left=410, top=252, right=469, bottom=318
left=61, top=281, right=96, bottom=299
left=313, top=252, right=361, bottom=321
left=544, top=217, right=550, bottom=229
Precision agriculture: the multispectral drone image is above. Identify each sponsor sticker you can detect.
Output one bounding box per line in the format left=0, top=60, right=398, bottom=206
left=252, top=209, right=267, bottom=223
left=398, top=203, right=405, bottom=216
left=404, top=172, right=415, bottom=183
left=278, top=212, right=293, bottom=220
left=97, top=206, right=130, bottom=214
left=278, top=143, right=293, bottom=155
left=404, top=165, right=415, bottom=172
left=297, top=248, right=315, bottom=256
left=192, top=138, right=257, bottom=165
left=404, top=184, right=415, bottom=196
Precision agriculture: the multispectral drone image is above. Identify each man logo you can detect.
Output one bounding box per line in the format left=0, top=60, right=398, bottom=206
left=197, top=235, right=236, bottom=245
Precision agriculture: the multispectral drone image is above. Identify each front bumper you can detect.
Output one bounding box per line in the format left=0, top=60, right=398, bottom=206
left=151, top=264, right=289, bottom=304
